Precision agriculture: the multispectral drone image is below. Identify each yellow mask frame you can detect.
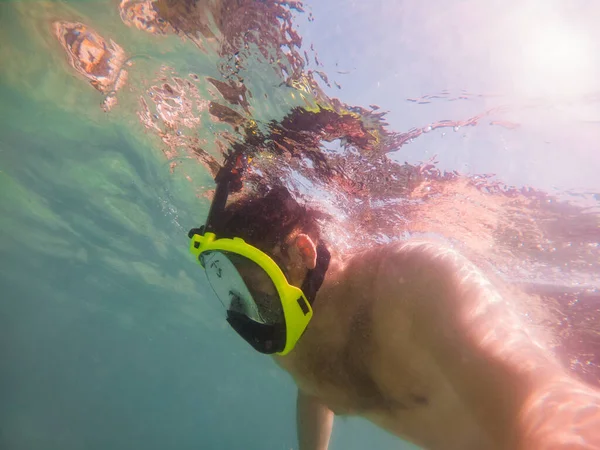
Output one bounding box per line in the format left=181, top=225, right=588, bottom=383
left=189, top=231, right=313, bottom=355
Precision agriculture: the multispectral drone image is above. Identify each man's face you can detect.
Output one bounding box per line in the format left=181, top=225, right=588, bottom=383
left=267, top=235, right=314, bottom=288
left=227, top=253, right=284, bottom=324
left=229, top=235, right=311, bottom=322
left=209, top=232, right=315, bottom=325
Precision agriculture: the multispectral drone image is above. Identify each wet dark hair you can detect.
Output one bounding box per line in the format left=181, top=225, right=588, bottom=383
left=216, top=186, right=322, bottom=252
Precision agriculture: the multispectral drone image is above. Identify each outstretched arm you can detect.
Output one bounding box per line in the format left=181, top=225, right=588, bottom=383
left=385, top=241, right=600, bottom=449
left=297, top=390, right=334, bottom=450
left=517, top=375, right=600, bottom=449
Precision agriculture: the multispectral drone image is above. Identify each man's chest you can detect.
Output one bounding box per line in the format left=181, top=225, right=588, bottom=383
left=273, top=247, right=496, bottom=449
left=276, top=301, right=432, bottom=416
left=276, top=325, right=492, bottom=450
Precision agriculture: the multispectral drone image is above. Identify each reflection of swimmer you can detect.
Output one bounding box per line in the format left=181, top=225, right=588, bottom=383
left=119, top=0, right=220, bottom=44
left=53, top=21, right=127, bottom=111
left=119, top=0, right=170, bottom=34
left=188, top=161, right=600, bottom=450
left=119, top=0, right=306, bottom=83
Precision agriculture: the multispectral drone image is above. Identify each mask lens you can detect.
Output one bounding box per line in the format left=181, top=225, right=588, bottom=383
left=200, top=251, right=284, bottom=325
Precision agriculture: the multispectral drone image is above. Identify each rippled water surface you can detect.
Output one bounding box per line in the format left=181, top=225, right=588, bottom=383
left=1, top=1, right=599, bottom=449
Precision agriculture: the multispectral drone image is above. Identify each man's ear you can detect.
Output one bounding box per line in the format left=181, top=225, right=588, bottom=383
left=295, top=234, right=317, bottom=270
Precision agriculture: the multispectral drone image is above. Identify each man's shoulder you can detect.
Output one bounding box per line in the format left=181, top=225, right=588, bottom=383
left=358, top=238, right=461, bottom=267
left=346, top=239, right=480, bottom=307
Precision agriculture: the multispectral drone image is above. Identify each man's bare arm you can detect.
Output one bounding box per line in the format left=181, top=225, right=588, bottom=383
left=385, top=241, right=600, bottom=449
left=517, top=375, right=600, bottom=449
left=297, top=390, right=334, bottom=450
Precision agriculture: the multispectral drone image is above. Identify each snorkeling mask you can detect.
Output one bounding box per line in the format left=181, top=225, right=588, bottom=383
left=188, top=154, right=330, bottom=355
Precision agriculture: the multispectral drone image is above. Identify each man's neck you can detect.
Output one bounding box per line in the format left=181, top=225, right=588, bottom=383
left=313, top=254, right=347, bottom=300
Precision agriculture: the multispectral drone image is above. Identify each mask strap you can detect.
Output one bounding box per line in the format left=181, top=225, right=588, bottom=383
left=300, top=241, right=331, bottom=306
left=204, top=171, right=232, bottom=233
left=188, top=153, right=248, bottom=238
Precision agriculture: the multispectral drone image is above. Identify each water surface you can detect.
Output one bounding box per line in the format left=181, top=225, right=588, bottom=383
left=1, top=1, right=599, bottom=449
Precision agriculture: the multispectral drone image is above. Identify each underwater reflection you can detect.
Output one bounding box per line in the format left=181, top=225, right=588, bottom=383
left=44, top=0, right=600, bottom=448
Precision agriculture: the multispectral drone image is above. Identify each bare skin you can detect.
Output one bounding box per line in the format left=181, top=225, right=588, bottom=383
left=268, top=234, right=600, bottom=450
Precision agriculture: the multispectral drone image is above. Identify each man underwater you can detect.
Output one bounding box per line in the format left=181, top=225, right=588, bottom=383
left=187, top=158, right=600, bottom=450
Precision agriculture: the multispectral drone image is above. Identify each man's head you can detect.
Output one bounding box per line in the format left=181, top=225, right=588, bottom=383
left=216, top=186, right=322, bottom=287
left=189, top=182, right=332, bottom=354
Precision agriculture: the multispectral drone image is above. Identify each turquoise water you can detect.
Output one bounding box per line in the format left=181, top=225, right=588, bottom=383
left=0, top=2, right=411, bottom=449
left=2, top=1, right=600, bottom=449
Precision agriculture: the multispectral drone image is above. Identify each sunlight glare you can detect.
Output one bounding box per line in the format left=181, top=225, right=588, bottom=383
left=518, top=21, right=593, bottom=97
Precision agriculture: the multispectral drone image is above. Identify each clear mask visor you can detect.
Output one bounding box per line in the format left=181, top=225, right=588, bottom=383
left=200, top=251, right=284, bottom=325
